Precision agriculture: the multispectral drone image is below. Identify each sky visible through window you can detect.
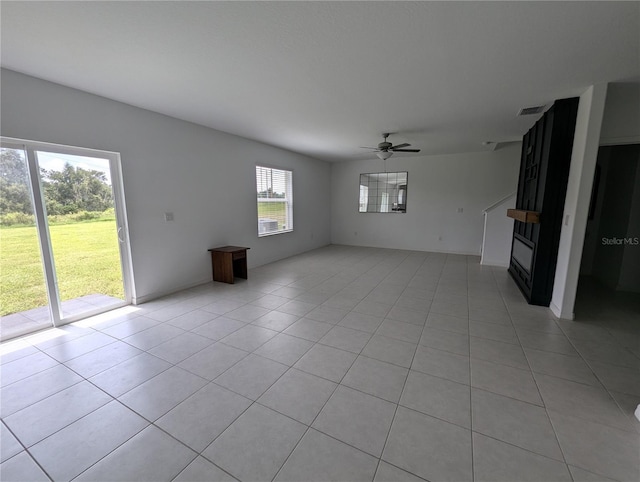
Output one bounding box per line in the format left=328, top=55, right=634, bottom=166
left=37, top=152, right=112, bottom=185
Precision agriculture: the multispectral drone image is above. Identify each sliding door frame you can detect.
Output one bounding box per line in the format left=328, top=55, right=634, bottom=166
left=1, top=136, right=135, bottom=327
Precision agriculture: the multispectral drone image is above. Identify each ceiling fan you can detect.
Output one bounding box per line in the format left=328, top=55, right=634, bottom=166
left=361, top=133, right=421, bottom=160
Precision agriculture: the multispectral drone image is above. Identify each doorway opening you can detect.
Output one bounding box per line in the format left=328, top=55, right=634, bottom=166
left=577, top=144, right=640, bottom=325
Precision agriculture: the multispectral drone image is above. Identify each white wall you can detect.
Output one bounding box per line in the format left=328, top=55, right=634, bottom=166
left=481, top=193, right=516, bottom=268
left=600, top=83, right=640, bottom=145
left=551, top=84, right=608, bottom=320
left=1, top=69, right=331, bottom=302
left=330, top=145, right=521, bottom=254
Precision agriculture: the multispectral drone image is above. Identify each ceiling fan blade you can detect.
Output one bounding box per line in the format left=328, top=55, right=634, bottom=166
left=392, top=149, right=421, bottom=152
left=359, top=146, right=380, bottom=150
left=391, top=143, right=411, bottom=150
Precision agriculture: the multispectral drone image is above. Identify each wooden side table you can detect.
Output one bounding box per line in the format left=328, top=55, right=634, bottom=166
left=208, top=246, right=250, bottom=284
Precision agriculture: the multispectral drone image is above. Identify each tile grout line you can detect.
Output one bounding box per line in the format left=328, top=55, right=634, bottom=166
left=195, top=249, right=411, bottom=480
left=1, top=419, right=54, bottom=482
left=3, top=246, right=638, bottom=481
left=371, top=252, right=443, bottom=482
left=271, top=249, right=421, bottom=482
left=467, top=257, right=475, bottom=482
left=492, top=267, right=574, bottom=475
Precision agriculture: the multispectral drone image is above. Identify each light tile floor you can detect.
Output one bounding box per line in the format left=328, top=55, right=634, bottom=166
left=1, top=246, right=639, bottom=481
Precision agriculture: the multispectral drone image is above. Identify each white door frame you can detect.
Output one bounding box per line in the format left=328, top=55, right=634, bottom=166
left=1, top=136, right=135, bottom=327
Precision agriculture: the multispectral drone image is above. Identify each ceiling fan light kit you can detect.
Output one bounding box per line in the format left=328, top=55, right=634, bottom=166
left=361, top=133, right=421, bottom=160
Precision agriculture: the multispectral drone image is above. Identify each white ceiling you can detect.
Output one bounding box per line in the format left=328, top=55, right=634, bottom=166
left=1, top=1, right=638, bottom=162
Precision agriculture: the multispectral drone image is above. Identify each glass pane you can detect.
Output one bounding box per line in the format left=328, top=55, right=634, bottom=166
left=380, top=192, right=390, bottom=212
left=256, top=166, right=293, bottom=235
left=387, top=173, right=396, bottom=185
left=358, top=172, right=408, bottom=213
left=359, top=184, right=368, bottom=212
left=0, top=146, right=52, bottom=340
left=36, top=150, right=125, bottom=319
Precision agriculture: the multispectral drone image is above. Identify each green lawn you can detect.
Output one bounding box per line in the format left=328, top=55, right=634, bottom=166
left=0, top=220, right=124, bottom=316
left=258, top=201, right=287, bottom=228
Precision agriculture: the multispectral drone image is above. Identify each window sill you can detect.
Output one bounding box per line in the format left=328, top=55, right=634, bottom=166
left=258, top=229, right=293, bottom=238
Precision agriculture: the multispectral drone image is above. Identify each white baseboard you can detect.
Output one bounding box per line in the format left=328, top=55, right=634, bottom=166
left=600, top=135, right=640, bottom=146
left=132, top=278, right=211, bottom=305
left=550, top=301, right=575, bottom=320
left=332, top=242, right=480, bottom=257
left=480, top=258, right=510, bottom=268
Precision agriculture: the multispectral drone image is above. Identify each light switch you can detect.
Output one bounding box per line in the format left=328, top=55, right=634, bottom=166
left=164, top=212, right=174, bottom=222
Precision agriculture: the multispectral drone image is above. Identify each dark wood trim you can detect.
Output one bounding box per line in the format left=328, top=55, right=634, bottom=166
left=507, top=209, right=540, bottom=224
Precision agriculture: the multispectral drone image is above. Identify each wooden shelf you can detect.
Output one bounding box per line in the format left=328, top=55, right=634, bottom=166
left=507, top=209, right=540, bottom=224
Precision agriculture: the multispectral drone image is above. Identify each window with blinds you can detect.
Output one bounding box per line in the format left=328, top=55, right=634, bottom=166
left=256, top=165, right=293, bottom=236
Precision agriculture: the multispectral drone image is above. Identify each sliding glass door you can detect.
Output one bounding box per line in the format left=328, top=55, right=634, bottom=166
left=0, top=138, right=133, bottom=340
left=0, top=145, right=52, bottom=338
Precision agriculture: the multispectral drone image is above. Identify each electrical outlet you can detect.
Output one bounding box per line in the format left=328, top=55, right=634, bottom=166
left=457, top=208, right=464, bottom=213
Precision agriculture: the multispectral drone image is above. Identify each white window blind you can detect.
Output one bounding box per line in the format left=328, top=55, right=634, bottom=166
left=256, top=165, right=293, bottom=236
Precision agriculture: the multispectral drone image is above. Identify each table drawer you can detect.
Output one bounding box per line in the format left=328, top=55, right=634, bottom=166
left=232, top=251, right=245, bottom=260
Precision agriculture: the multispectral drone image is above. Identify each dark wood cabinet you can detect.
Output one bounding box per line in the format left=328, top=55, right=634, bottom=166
left=509, top=97, right=579, bottom=306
